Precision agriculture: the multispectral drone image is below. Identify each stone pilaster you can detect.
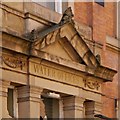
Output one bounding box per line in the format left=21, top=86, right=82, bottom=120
left=62, top=96, right=85, bottom=118
left=17, top=85, right=43, bottom=118
left=0, top=80, right=11, bottom=119
left=84, top=101, right=102, bottom=118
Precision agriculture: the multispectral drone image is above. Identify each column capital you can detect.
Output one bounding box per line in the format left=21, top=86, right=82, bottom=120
left=0, top=80, right=11, bottom=118
left=0, top=80, right=11, bottom=88
left=17, top=85, right=44, bottom=118
left=62, top=96, right=85, bottom=118
left=18, top=85, right=43, bottom=95
left=94, top=101, right=102, bottom=114
left=62, top=96, right=85, bottom=104
left=17, top=85, right=43, bottom=102
left=0, top=80, right=11, bottom=97
left=84, top=101, right=102, bottom=118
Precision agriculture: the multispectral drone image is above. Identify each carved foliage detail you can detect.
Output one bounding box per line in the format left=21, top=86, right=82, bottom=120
left=83, top=79, right=100, bottom=90
left=33, top=30, right=59, bottom=49
left=40, top=30, right=59, bottom=49
left=1, top=55, right=26, bottom=70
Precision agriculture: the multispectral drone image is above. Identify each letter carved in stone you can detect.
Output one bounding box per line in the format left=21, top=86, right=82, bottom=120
left=33, top=63, right=82, bottom=86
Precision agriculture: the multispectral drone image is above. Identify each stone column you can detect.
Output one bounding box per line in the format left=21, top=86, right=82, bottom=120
left=17, top=85, right=43, bottom=118
left=0, top=80, right=11, bottom=119
left=62, top=96, right=85, bottom=118
left=84, top=101, right=102, bottom=118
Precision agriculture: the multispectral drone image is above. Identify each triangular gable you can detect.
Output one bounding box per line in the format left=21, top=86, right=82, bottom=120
left=40, top=39, right=83, bottom=62
left=30, top=7, right=99, bottom=69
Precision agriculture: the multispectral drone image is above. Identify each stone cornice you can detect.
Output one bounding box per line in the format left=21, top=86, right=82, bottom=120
left=1, top=3, right=24, bottom=18
left=24, top=2, right=61, bottom=24
left=94, top=66, right=117, bottom=82
left=106, top=35, right=120, bottom=51
left=30, top=51, right=117, bottom=82
left=1, top=2, right=61, bottom=26
left=24, top=12, right=53, bottom=26
left=1, top=29, right=30, bottom=55
left=1, top=28, right=30, bottom=42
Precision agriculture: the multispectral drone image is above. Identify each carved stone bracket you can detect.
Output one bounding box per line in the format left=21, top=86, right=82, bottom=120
left=83, top=79, right=100, bottom=90
left=0, top=55, right=26, bottom=70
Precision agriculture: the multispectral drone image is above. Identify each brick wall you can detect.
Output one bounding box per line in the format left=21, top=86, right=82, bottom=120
left=75, top=2, right=118, bottom=118
left=74, top=2, right=116, bottom=44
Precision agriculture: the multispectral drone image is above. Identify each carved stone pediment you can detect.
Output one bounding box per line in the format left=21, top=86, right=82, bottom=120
left=27, top=7, right=116, bottom=82
left=30, top=15, right=99, bottom=68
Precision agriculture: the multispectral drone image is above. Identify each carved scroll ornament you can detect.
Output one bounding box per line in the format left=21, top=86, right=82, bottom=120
left=1, top=55, right=26, bottom=70
left=83, top=79, right=100, bottom=90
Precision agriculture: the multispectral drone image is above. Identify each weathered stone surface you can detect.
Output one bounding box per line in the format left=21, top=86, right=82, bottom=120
left=2, top=32, right=30, bottom=54
left=3, top=2, right=24, bottom=12
left=0, top=1, right=117, bottom=119
left=106, top=35, right=120, bottom=50
left=75, top=21, right=92, bottom=41
left=62, top=96, right=85, bottom=118
left=24, top=2, right=61, bottom=24
left=17, top=86, right=43, bottom=118
left=0, top=80, right=11, bottom=119
left=2, top=6, right=24, bottom=35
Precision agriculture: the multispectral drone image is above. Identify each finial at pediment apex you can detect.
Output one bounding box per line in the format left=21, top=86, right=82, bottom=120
left=60, top=7, right=74, bottom=24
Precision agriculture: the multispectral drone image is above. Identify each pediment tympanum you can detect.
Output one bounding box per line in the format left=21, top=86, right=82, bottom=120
left=29, top=7, right=116, bottom=82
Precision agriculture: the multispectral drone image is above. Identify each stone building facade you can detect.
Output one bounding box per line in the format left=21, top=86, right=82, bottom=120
left=0, top=1, right=119, bottom=119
